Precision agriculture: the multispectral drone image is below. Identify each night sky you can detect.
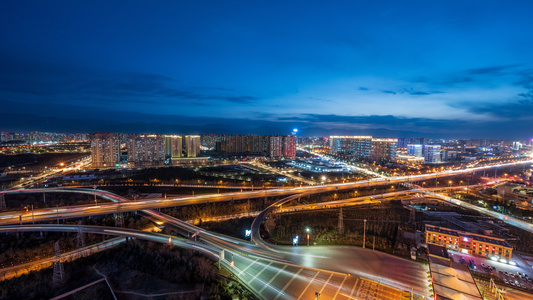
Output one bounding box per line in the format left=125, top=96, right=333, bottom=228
left=1, top=1, right=533, bottom=139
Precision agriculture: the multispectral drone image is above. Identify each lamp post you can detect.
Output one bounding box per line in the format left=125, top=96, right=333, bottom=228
left=306, top=228, right=310, bottom=246
left=93, top=186, right=97, bottom=206
left=363, top=219, right=367, bottom=248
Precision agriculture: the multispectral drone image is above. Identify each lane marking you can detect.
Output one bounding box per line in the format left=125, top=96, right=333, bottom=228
left=273, top=268, right=303, bottom=300
left=350, top=277, right=360, bottom=298
left=258, top=264, right=287, bottom=293
left=297, top=271, right=320, bottom=300
left=247, top=261, right=273, bottom=284
left=238, top=258, right=259, bottom=276
left=318, top=273, right=333, bottom=295
left=333, top=275, right=348, bottom=300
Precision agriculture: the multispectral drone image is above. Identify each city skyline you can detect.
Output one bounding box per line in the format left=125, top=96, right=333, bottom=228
left=1, top=1, right=533, bottom=138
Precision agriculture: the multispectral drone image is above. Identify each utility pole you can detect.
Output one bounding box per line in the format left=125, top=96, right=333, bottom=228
left=363, top=219, right=367, bottom=248
left=43, top=191, right=46, bottom=204
left=373, top=235, right=375, bottom=250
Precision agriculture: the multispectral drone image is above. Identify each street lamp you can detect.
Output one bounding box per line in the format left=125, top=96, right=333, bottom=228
left=363, top=219, right=367, bottom=248
left=306, top=228, right=311, bottom=246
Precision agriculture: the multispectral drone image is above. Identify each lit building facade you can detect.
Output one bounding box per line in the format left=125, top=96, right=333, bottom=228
left=201, top=134, right=225, bottom=149
left=424, top=145, right=442, bottom=163
left=90, top=133, right=120, bottom=168
left=184, top=135, right=201, bottom=157
left=127, top=134, right=165, bottom=167
left=407, top=144, right=423, bottom=157
left=216, top=135, right=294, bottom=158
left=282, top=135, right=297, bottom=158
left=329, top=136, right=372, bottom=158
left=330, top=136, right=398, bottom=162
left=425, top=224, right=513, bottom=260
left=269, top=135, right=283, bottom=158
left=164, top=135, right=183, bottom=159
left=369, top=138, right=397, bottom=162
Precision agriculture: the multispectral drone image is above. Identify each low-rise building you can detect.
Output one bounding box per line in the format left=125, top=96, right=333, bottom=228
left=425, top=224, right=513, bottom=260
left=497, top=183, right=533, bottom=209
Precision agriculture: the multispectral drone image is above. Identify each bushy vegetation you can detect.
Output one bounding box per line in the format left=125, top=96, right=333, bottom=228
left=0, top=232, right=108, bottom=267
left=0, top=240, right=254, bottom=300
left=267, top=202, right=413, bottom=257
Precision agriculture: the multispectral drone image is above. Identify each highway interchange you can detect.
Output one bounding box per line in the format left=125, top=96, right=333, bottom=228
left=0, top=158, right=532, bottom=299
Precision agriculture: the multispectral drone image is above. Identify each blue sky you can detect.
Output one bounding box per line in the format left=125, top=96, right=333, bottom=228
left=1, top=1, right=533, bottom=138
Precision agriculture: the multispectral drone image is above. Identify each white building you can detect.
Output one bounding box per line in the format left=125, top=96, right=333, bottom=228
left=424, top=145, right=442, bottom=163
left=407, top=144, right=423, bottom=157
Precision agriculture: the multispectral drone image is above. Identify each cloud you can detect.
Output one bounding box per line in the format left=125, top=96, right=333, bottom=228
left=514, top=69, right=533, bottom=89
left=267, top=113, right=532, bottom=138
left=404, top=89, right=444, bottom=96
left=0, top=56, right=258, bottom=105
left=380, top=88, right=443, bottom=96
left=466, top=64, right=520, bottom=75
left=157, top=90, right=258, bottom=103
left=381, top=90, right=397, bottom=95
left=456, top=97, right=533, bottom=119
left=0, top=98, right=530, bottom=138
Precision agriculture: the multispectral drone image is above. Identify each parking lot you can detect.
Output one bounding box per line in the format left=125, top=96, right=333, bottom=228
left=449, top=250, right=533, bottom=293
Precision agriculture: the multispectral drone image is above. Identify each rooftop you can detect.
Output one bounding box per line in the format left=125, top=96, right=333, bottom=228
left=426, top=225, right=511, bottom=248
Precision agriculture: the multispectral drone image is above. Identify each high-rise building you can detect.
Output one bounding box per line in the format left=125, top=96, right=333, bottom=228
left=369, top=138, right=397, bottom=162
left=201, top=134, right=225, bottom=149
left=398, top=137, right=428, bottom=150
left=216, top=134, right=297, bottom=158
left=90, top=133, right=120, bottom=168
left=127, top=134, right=165, bottom=167
left=0, top=132, right=14, bottom=142
left=164, top=135, right=183, bottom=159
left=424, top=145, right=442, bottom=163
left=407, top=144, right=423, bottom=157
left=513, top=141, right=522, bottom=151
left=184, top=135, right=200, bottom=157
left=329, top=136, right=372, bottom=158
left=283, top=135, right=297, bottom=158
left=269, top=135, right=283, bottom=158
left=442, top=149, right=457, bottom=161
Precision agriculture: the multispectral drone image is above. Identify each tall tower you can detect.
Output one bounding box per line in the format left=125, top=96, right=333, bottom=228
left=76, top=221, right=85, bottom=249
left=338, top=208, right=344, bottom=234
left=52, top=241, right=65, bottom=285
left=409, top=206, right=416, bottom=224
left=115, top=210, right=124, bottom=228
